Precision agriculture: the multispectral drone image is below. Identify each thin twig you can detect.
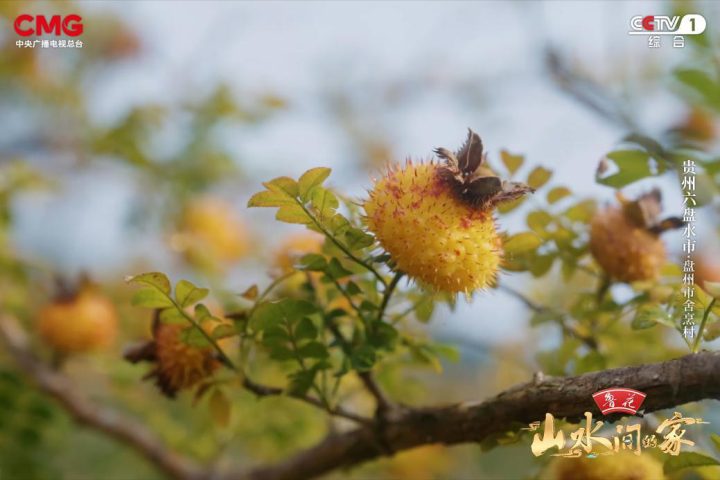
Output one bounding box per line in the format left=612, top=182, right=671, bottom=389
left=377, top=271, right=403, bottom=324
left=545, top=48, right=638, bottom=132
left=693, top=298, right=717, bottom=353
left=242, top=375, right=370, bottom=425
left=499, top=284, right=598, bottom=350
left=358, top=271, right=405, bottom=413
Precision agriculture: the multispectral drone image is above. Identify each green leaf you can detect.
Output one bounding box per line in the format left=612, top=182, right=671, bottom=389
left=325, top=258, right=353, bottom=280
left=675, top=69, right=720, bottom=110
left=195, top=303, right=214, bottom=322
left=180, top=327, right=211, bottom=347
left=529, top=254, right=555, bottom=277
left=158, top=307, right=186, bottom=324
left=704, top=281, right=720, bottom=299
left=268, top=345, right=295, bottom=361
left=344, top=227, right=374, bottom=250
left=504, top=232, right=542, bottom=254
left=407, top=342, right=443, bottom=372
left=711, top=433, right=720, bottom=453
left=297, top=341, right=328, bottom=359
left=250, top=299, right=318, bottom=332
left=530, top=310, right=561, bottom=326
left=496, top=196, right=526, bottom=214
left=632, top=305, right=664, bottom=329
left=547, top=186, right=571, bottom=204
left=287, top=369, right=317, bottom=396
left=175, top=279, right=209, bottom=307
left=575, top=351, right=606, bottom=373
left=564, top=200, right=596, bottom=223
left=500, top=150, right=524, bottom=175
left=247, top=190, right=296, bottom=208
left=295, top=317, right=317, bottom=341
left=262, top=326, right=289, bottom=345
left=131, top=288, right=174, bottom=308
left=208, top=390, right=231, bottom=427
left=276, top=205, right=311, bottom=224
left=345, top=281, right=362, bottom=296
left=298, top=167, right=331, bottom=201
left=212, top=324, right=236, bottom=339
left=368, top=322, right=398, bottom=349
left=310, top=187, right=339, bottom=221
left=527, top=210, right=552, bottom=234
left=350, top=345, right=376, bottom=371
left=597, top=150, right=652, bottom=188
left=415, top=297, right=435, bottom=323
left=328, top=214, right=351, bottom=235
left=527, top=166, right=552, bottom=189
left=264, top=176, right=299, bottom=198
left=125, top=272, right=171, bottom=295
left=664, top=452, right=720, bottom=474
left=299, top=253, right=327, bottom=271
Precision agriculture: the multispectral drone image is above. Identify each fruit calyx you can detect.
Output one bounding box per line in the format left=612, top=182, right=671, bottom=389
left=435, top=129, right=534, bottom=208
left=615, top=189, right=684, bottom=235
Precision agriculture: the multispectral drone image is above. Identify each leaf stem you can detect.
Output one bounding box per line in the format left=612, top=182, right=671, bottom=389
left=377, top=271, right=403, bottom=323
left=328, top=277, right=363, bottom=317
left=167, top=296, right=239, bottom=372
left=297, top=200, right=387, bottom=288
left=693, top=298, right=717, bottom=353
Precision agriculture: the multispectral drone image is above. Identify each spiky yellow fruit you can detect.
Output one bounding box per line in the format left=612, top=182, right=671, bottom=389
left=364, top=131, right=533, bottom=293
left=366, top=162, right=501, bottom=293
left=152, top=323, right=220, bottom=396
left=589, top=190, right=680, bottom=283
left=543, top=451, right=664, bottom=480
left=590, top=206, right=665, bottom=282
left=38, top=289, right=118, bottom=354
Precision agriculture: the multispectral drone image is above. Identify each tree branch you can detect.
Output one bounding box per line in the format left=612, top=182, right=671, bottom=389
left=238, top=351, right=720, bottom=480
left=545, top=48, right=638, bottom=132
left=6, top=311, right=720, bottom=480
left=0, top=316, right=205, bottom=480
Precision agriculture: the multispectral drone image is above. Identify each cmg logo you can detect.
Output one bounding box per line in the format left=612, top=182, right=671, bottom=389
left=14, top=14, right=83, bottom=37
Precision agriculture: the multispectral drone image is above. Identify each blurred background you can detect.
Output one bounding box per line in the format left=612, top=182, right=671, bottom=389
left=0, top=1, right=719, bottom=479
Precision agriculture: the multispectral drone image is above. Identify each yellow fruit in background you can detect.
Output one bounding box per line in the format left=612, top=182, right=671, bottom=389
left=385, top=445, right=451, bottom=479
left=543, top=451, right=664, bottom=480
left=271, top=232, right=353, bottom=310
left=365, top=130, right=533, bottom=293
left=590, top=206, right=666, bottom=282
left=172, top=197, right=249, bottom=269
left=674, top=107, right=716, bottom=143
left=589, top=190, right=677, bottom=283
left=153, top=323, right=221, bottom=397
left=272, top=232, right=325, bottom=274
left=38, top=289, right=118, bottom=354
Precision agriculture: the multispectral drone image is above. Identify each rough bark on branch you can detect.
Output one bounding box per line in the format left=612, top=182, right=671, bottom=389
left=4, top=312, right=720, bottom=480
left=239, top=351, right=720, bottom=480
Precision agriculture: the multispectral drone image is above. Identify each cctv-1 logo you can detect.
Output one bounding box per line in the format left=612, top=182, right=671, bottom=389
left=629, top=14, right=706, bottom=35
